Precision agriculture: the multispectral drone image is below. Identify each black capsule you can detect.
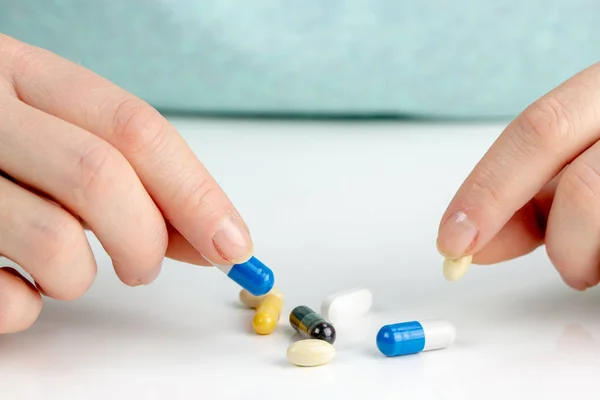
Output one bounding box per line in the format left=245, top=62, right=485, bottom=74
left=289, top=305, right=336, bottom=344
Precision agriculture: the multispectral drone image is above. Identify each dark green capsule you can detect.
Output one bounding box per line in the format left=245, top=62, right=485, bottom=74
left=289, top=305, right=336, bottom=344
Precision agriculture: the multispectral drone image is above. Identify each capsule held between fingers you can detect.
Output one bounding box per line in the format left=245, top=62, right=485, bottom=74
left=216, top=256, right=274, bottom=296
left=252, top=293, right=283, bottom=335
left=443, top=255, right=472, bottom=281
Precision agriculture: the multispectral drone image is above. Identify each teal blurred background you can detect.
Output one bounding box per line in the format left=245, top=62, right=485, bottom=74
left=1, top=1, right=598, bottom=119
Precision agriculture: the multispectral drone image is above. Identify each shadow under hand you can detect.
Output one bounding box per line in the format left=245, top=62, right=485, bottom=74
left=0, top=299, right=213, bottom=370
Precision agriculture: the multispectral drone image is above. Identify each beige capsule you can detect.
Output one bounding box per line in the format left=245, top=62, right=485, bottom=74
left=239, top=287, right=284, bottom=309
left=443, top=255, right=473, bottom=281
left=286, top=339, right=335, bottom=367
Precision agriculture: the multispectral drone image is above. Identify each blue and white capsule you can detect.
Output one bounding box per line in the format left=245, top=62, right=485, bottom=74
left=376, top=319, right=456, bottom=357
left=217, top=256, right=274, bottom=296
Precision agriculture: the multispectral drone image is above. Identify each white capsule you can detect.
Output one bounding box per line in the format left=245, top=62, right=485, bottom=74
left=443, top=255, right=472, bottom=281
left=321, top=288, right=373, bottom=323
left=286, top=339, right=335, bottom=367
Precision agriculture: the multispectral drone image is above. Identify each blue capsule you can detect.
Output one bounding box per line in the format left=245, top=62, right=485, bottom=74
left=376, top=319, right=456, bottom=357
left=217, top=256, right=274, bottom=296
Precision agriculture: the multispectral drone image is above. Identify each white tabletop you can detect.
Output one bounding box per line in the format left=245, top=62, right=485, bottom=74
left=2, top=117, right=599, bottom=400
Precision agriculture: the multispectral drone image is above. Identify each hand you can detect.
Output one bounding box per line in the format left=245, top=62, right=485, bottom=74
left=0, top=34, right=253, bottom=333
left=436, top=62, right=600, bottom=290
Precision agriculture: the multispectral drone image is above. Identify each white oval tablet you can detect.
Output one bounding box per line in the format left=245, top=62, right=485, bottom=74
left=443, top=255, right=472, bottom=281
left=286, top=339, right=335, bottom=367
left=320, top=288, right=372, bottom=323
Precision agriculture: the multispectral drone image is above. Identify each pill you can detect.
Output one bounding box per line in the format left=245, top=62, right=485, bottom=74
left=376, top=319, right=456, bottom=357
left=286, top=339, right=335, bottom=367
left=239, top=287, right=284, bottom=309
left=216, top=256, right=274, bottom=296
left=252, top=293, right=284, bottom=335
left=321, top=288, right=372, bottom=323
left=289, top=305, right=336, bottom=344
left=443, top=255, right=472, bottom=281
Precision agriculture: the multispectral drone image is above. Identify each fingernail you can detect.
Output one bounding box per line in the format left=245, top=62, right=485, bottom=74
left=437, top=211, right=478, bottom=258
left=212, top=213, right=253, bottom=263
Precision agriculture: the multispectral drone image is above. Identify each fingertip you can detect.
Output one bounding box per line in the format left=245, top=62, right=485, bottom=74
left=143, top=261, right=162, bottom=285
left=109, top=224, right=167, bottom=287
left=562, top=276, right=590, bottom=291
left=0, top=267, right=43, bottom=334
left=436, top=210, right=479, bottom=259
left=113, top=258, right=162, bottom=287
left=210, top=212, right=254, bottom=265
left=553, top=261, right=597, bottom=291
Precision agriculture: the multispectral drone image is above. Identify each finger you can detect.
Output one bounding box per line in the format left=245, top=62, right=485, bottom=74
left=0, top=175, right=96, bottom=300
left=437, top=62, right=600, bottom=259
left=4, top=36, right=252, bottom=265
left=165, top=223, right=211, bottom=266
left=0, top=267, right=43, bottom=334
left=544, top=141, right=600, bottom=290
left=0, top=96, right=167, bottom=286
left=472, top=174, right=559, bottom=264
left=470, top=202, right=544, bottom=264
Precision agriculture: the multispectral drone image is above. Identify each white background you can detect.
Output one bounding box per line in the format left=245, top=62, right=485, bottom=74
left=2, top=117, right=600, bottom=399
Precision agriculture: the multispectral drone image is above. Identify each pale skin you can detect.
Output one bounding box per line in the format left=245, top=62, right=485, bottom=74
left=437, top=62, right=600, bottom=290
left=0, top=33, right=598, bottom=334
left=0, top=34, right=253, bottom=333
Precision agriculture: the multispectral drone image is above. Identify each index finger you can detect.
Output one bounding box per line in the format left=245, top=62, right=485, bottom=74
left=4, top=35, right=253, bottom=265
left=436, top=62, right=600, bottom=259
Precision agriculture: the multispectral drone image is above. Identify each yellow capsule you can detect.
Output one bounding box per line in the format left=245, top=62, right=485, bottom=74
left=252, top=293, right=284, bottom=335
left=239, top=287, right=284, bottom=309
left=443, top=255, right=473, bottom=281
